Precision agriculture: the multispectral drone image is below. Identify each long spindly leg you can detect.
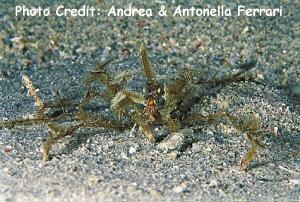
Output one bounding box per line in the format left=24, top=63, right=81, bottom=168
left=240, top=133, right=262, bottom=170
left=137, top=116, right=155, bottom=143
left=134, top=112, right=155, bottom=143
left=182, top=111, right=229, bottom=125
left=183, top=112, right=265, bottom=169
left=138, top=120, right=156, bottom=143
left=161, top=99, right=180, bottom=133
left=42, top=123, right=82, bottom=161
left=228, top=114, right=265, bottom=169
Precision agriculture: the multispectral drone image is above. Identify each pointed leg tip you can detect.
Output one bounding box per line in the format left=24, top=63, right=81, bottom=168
left=148, top=135, right=156, bottom=143
left=42, top=147, right=50, bottom=161
left=240, top=159, right=250, bottom=170
left=140, top=43, right=146, bottom=51
left=42, top=153, right=49, bottom=161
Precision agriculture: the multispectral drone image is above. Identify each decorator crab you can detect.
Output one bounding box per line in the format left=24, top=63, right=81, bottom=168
left=1, top=43, right=265, bottom=169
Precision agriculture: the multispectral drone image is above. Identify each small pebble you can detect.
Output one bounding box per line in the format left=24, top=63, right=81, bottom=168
left=128, top=146, right=136, bottom=156
left=4, top=145, right=13, bottom=153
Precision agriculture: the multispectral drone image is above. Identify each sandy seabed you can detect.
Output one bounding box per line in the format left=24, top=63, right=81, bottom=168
left=0, top=0, right=299, bottom=201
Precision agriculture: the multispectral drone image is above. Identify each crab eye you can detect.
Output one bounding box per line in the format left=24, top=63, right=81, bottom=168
left=157, top=88, right=160, bottom=94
